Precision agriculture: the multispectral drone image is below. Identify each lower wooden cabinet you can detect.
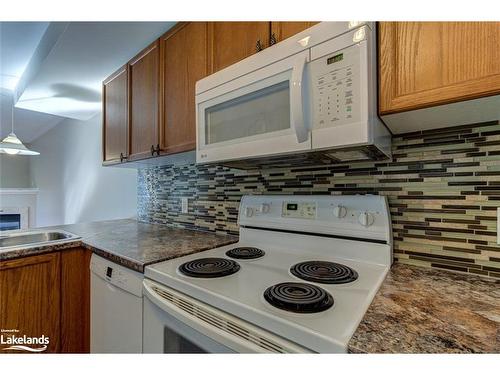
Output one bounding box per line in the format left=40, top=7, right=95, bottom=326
left=60, top=248, right=91, bottom=353
left=0, top=248, right=91, bottom=354
left=0, top=252, right=61, bottom=353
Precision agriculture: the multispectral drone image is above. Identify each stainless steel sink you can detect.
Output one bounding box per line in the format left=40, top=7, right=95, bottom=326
left=0, top=230, right=80, bottom=250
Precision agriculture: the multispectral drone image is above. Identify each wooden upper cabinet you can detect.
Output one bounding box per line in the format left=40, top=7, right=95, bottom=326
left=102, top=65, right=128, bottom=164
left=0, top=253, right=61, bottom=353
left=128, top=40, right=160, bottom=160
left=101, top=21, right=324, bottom=164
left=160, top=22, right=208, bottom=155
left=379, top=22, right=500, bottom=114
left=271, top=22, right=319, bottom=43
left=208, top=22, right=271, bottom=73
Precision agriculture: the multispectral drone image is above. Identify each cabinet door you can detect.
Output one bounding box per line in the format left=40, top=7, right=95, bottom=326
left=0, top=253, right=61, bottom=353
left=379, top=22, right=500, bottom=114
left=61, top=248, right=91, bottom=353
left=129, top=40, right=160, bottom=160
left=102, top=65, right=128, bottom=165
left=271, top=22, right=319, bottom=42
left=160, top=22, right=208, bottom=154
left=208, top=22, right=270, bottom=73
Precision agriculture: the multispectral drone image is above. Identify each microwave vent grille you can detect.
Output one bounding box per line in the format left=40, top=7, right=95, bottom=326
left=218, top=145, right=389, bottom=170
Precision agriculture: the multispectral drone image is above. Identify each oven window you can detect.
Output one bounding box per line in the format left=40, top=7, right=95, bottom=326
left=205, top=80, right=290, bottom=145
left=0, top=214, right=21, bottom=231
left=164, top=326, right=207, bottom=353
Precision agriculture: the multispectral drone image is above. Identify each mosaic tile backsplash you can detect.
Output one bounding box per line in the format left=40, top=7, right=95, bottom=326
left=138, top=120, right=500, bottom=279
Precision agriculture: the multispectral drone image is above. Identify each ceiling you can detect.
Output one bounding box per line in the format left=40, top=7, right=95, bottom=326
left=0, top=22, right=49, bottom=92
left=0, top=21, right=175, bottom=142
left=0, top=22, right=60, bottom=142
left=0, top=93, right=62, bottom=142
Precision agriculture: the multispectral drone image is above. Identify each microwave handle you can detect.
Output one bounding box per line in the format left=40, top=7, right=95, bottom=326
left=290, top=55, right=309, bottom=143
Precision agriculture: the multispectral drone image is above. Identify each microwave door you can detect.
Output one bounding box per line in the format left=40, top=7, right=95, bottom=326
left=196, top=50, right=311, bottom=164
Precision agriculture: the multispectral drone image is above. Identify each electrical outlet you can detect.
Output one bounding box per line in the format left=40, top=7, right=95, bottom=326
left=181, top=197, right=188, bottom=214
left=497, top=207, right=500, bottom=245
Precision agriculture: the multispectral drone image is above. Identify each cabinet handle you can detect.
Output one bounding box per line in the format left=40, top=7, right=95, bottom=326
left=255, top=39, right=264, bottom=52
left=270, top=33, right=277, bottom=46
left=120, top=152, right=127, bottom=162
left=151, top=144, right=161, bottom=156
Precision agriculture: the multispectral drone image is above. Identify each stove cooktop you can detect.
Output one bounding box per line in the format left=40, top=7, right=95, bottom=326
left=225, top=247, right=265, bottom=260
left=145, top=194, right=392, bottom=353
left=146, top=231, right=389, bottom=353
left=178, top=257, right=240, bottom=278
left=264, top=282, right=334, bottom=313
left=290, top=261, right=359, bottom=284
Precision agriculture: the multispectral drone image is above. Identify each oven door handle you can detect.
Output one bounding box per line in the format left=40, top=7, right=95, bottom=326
left=290, top=54, right=309, bottom=143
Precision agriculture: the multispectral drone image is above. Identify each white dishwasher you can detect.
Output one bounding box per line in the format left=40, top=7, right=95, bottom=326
left=90, top=254, right=143, bottom=353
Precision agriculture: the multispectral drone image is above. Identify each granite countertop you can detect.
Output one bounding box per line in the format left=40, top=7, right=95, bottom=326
left=348, top=263, right=500, bottom=353
left=0, top=219, right=238, bottom=272
left=3, top=222, right=499, bottom=352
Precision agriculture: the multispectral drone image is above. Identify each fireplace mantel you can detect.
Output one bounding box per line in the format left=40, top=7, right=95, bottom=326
left=0, top=188, right=39, bottom=195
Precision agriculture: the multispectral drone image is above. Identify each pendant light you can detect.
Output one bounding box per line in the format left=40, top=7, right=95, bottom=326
left=0, top=104, right=39, bottom=156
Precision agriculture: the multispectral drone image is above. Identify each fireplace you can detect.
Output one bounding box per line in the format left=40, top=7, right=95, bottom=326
left=0, top=207, right=29, bottom=231
left=0, top=214, right=21, bottom=231
left=0, top=188, right=37, bottom=230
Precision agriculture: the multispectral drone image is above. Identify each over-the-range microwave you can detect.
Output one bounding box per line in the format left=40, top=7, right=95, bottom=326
left=195, top=22, right=391, bottom=168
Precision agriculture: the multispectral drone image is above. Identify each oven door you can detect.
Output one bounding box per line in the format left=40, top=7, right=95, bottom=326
left=196, top=50, right=311, bottom=164
left=142, top=279, right=308, bottom=353
left=143, top=295, right=233, bottom=353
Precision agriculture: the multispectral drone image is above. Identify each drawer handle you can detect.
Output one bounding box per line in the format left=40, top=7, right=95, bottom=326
left=151, top=144, right=161, bottom=156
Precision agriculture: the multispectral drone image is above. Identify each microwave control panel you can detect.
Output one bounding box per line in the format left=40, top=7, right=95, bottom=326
left=310, top=44, right=361, bottom=129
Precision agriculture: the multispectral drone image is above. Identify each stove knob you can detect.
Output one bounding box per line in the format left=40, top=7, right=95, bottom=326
left=260, top=203, right=270, bottom=214
left=358, top=212, right=374, bottom=227
left=333, top=205, right=347, bottom=218
left=245, top=207, right=254, bottom=217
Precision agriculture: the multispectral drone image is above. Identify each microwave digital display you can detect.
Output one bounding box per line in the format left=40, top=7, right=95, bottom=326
left=286, top=203, right=298, bottom=211
left=327, top=53, right=343, bottom=65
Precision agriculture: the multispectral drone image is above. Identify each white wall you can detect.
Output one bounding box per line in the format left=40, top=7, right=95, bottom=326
left=30, top=113, right=137, bottom=227
left=0, top=153, right=33, bottom=188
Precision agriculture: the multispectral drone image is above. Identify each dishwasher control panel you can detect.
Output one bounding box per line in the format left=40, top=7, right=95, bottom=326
left=90, top=254, right=143, bottom=297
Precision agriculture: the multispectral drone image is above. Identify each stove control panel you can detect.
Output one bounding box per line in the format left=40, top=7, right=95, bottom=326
left=333, top=205, right=347, bottom=218
left=239, top=195, right=392, bottom=244
left=281, top=201, right=317, bottom=219
left=358, top=211, right=375, bottom=227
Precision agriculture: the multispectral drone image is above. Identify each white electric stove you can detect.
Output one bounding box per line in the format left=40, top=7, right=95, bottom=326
left=143, top=195, right=392, bottom=353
